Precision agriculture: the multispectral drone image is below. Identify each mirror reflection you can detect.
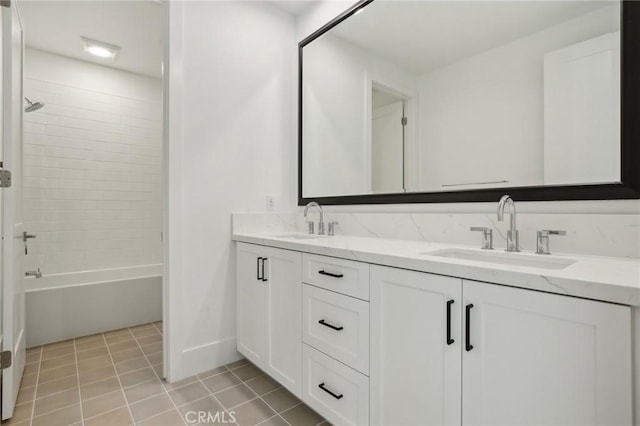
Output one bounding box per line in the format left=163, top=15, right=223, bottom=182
left=301, top=1, right=621, bottom=198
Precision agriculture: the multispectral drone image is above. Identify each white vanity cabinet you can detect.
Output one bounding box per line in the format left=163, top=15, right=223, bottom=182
left=236, top=242, right=302, bottom=397
left=370, top=265, right=632, bottom=426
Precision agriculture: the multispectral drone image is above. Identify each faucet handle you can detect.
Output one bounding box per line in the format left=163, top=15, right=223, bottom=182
left=536, top=230, right=566, bottom=255
left=306, top=220, right=315, bottom=235
left=327, top=221, right=339, bottom=236
left=470, top=227, right=493, bottom=250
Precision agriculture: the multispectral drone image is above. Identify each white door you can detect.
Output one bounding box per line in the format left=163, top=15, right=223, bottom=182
left=1, top=1, right=24, bottom=420
left=370, top=265, right=462, bottom=426
left=263, top=246, right=302, bottom=397
left=236, top=243, right=266, bottom=368
left=371, top=101, right=404, bottom=193
left=462, top=280, right=632, bottom=426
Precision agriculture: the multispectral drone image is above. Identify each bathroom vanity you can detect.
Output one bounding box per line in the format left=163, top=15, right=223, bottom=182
left=233, top=231, right=637, bottom=426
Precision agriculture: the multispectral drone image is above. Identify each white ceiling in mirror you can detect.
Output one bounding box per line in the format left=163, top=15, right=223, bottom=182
left=19, top=1, right=164, bottom=78
left=333, top=1, right=614, bottom=74
left=270, top=1, right=317, bottom=16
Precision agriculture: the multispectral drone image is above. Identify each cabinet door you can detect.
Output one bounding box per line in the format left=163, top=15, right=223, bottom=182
left=370, top=265, right=462, bottom=426
left=236, top=243, right=267, bottom=368
left=462, top=280, right=632, bottom=426
left=264, top=246, right=303, bottom=397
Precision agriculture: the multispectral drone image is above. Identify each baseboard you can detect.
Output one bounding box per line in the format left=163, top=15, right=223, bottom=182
left=180, top=337, right=242, bottom=380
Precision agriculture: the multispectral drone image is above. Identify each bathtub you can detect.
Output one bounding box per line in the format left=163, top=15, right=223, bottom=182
left=25, top=264, right=162, bottom=347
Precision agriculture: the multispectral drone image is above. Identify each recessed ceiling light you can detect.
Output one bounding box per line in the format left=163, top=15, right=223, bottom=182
left=81, top=37, right=120, bottom=60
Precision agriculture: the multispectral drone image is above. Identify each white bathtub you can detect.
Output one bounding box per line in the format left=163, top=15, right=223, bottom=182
left=25, top=264, right=162, bottom=347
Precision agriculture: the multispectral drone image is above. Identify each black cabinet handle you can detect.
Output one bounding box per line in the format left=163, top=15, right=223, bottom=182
left=465, top=304, right=474, bottom=352
left=318, top=319, right=344, bottom=331
left=446, top=299, right=454, bottom=345
left=318, top=270, right=344, bottom=278
left=318, top=383, right=343, bottom=400
left=257, top=257, right=263, bottom=280
left=261, top=258, right=268, bottom=282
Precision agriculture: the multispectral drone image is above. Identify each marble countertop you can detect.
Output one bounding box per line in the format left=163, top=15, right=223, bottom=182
left=232, top=232, right=640, bottom=306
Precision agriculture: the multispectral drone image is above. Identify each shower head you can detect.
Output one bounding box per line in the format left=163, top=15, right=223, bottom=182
left=24, top=97, right=44, bottom=113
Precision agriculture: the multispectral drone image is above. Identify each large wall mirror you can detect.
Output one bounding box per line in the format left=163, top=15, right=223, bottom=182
left=299, top=0, right=640, bottom=205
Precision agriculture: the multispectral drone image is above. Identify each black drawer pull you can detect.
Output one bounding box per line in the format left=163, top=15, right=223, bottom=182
left=318, top=383, right=343, bottom=400
left=318, top=270, right=344, bottom=278
left=261, top=258, right=268, bottom=282
left=465, top=304, right=474, bottom=352
left=318, top=319, right=344, bottom=331
left=446, top=299, right=454, bottom=345
left=257, top=257, right=263, bottom=280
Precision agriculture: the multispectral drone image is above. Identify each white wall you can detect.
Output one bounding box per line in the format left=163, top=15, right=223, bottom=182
left=166, top=1, right=295, bottom=381
left=23, top=48, right=163, bottom=279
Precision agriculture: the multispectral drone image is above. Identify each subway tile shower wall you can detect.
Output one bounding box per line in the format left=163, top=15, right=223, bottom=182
left=22, top=49, right=163, bottom=276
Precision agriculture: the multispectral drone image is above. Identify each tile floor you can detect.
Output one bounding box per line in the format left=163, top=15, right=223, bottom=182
left=3, top=322, right=327, bottom=426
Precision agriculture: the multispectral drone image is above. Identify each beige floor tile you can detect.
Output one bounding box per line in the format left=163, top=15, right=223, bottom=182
left=141, top=342, right=162, bottom=356
left=40, top=353, right=76, bottom=371
left=145, top=351, right=163, bottom=366
left=84, top=406, right=133, bottom=426
left=103, top=327, right=131, bottom=337
left=257, top=415, right=289, bottom=426
left=80, top=377, right=121, bottom=400
left=16, top=386, right=36, bottom=405
left=26, top=351, right=41, bottom=365
left=137, top=409, right=185, bottom=426
left=162, top=376, right=197, bottom=392
left=74, top=333, right=104, bottom=343
left=79, top=365, right=116, bottom=386
left=107, top=339, right=139, bottom=354
left=75, top=339, right=107, bottom=353
left=4, top=402, right=33, bottom=425
left=280, top=404, right=324, bottom=426
left=123, top=379, right=165, bottom=404
left=152, top=363, right=163, bottom=378
left=176, top=395, right=223, bottom=418
left=26, top=346, right=42, bottom=355
left=42, top=345, right=75, bottom=360
left=261, top=388, right=300, bottom=413
left=136, top=334, right=162, bottom=346
left=78, top=355, right=112, bottom=372
left=110, top=348, right=144, bottom=363
left=104, top=333, right=134, bottom=345
left=32, top=403, right=82, bottom=426
left=245, top=375, right=281, bottom=396
left=114, top=357, right=150, bottom=375
left=196, top=366, right=227, bottom=380
left=168, top=381, right=209, bottom=406
left=129, top=393, right=174, bottom=422
left=225, top=358, right=249, bottom=370
left=23, top=362, right=39, bottom=376
left=43, top=339, right=74, bottom=352
left=38, top=363, right=77, bottom=384
left=76, top=346, right=109, bottom=361
left=232, top=363, right=263, bottom=381
left=36, top=374, right=78, bottom=399
left=33, top=388, right=80, bottom=417
left=234, top=398, right=277, bottom=426
left=214, top=384, right=257, bottom=409
left=131, top=328, right=159, bottom=339
left=201, top=371, right=241, bottom=394
left=20, top=373, right=37, bottom=388
left=119, top=367, right=157, bottom=388
left=81, top=390, right=126, bottom=419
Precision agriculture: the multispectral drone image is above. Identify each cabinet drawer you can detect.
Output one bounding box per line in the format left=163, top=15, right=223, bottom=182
left=303, top=344, right=369, bottom=426
left=302, top=253, right=369, bottom=300
left=303, top=284, right=369, bottom=375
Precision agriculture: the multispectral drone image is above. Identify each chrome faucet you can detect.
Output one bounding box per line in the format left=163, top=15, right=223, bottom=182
left=497, top=195, right=519, bottom=252
left=25, top=268, right=42, bottom=279
left=304, top=201, right=325, bottom=235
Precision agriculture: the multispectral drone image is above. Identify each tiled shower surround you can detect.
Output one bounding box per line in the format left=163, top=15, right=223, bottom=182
left=6, top=323, right=326, bottom=426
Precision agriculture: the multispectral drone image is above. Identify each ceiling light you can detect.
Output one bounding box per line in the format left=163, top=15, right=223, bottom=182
left=81, top=37, right=120, bottom=60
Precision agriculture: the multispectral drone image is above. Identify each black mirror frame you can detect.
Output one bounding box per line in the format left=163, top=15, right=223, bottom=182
left=298, top=0, right=640, bottom=206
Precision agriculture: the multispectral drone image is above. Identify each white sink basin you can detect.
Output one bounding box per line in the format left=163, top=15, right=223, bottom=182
left=421, top=249, right=576, bottom=270
left=273, top=233, right=326, bottom=240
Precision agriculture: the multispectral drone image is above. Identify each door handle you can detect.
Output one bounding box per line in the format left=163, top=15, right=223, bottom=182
left=318, top=270, right=343, bottom=278
left=257, top=257, right=263, bottom=280
left=318, top=382, right=343, bottom=400
left=465, top=304, right=474, bottom=352
left=22, top=231, right=37, bottom=242
left=318, top=319, right=344, bottom=331
left=446, top=299, right=454, bottom=345
left=261, top=258, right=268, bottom=282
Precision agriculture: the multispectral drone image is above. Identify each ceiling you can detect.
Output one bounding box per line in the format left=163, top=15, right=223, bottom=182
left=329, top=1, right=617, bottom=75
left=270, top=1, right=316, bottom=16
left=19, top=1, right=164, bottom=78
